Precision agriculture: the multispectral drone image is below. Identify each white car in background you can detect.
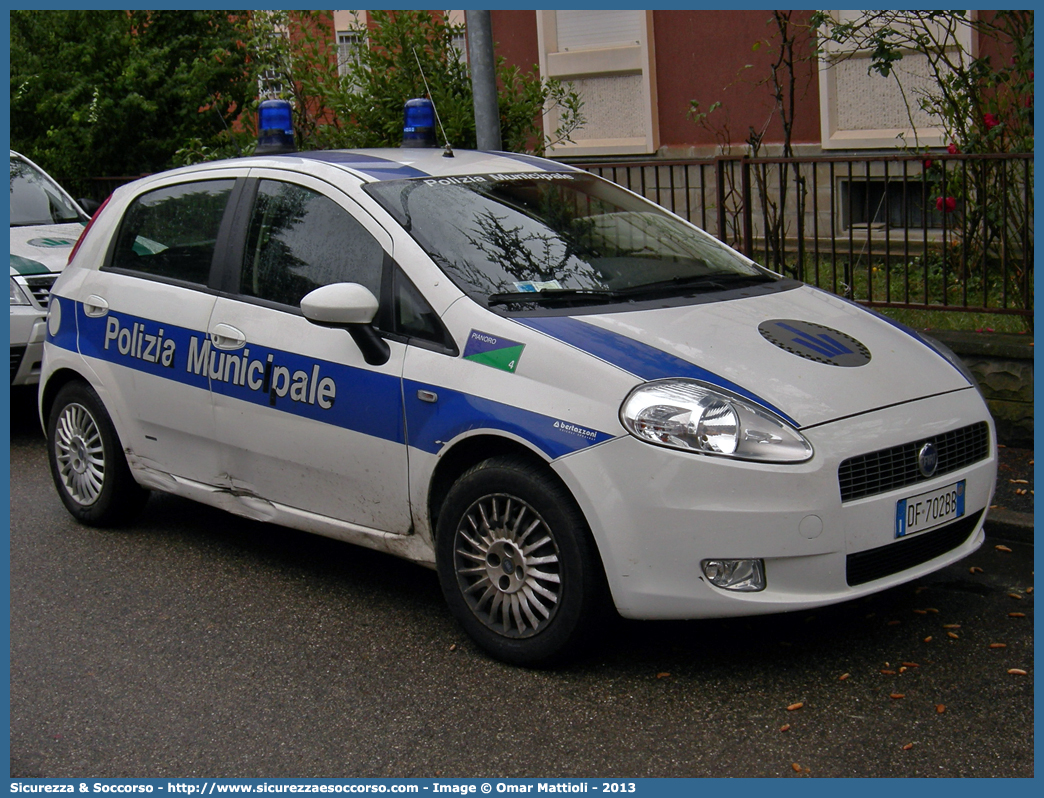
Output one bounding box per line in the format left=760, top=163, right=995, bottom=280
left=10, top=150, right=90, bottom=385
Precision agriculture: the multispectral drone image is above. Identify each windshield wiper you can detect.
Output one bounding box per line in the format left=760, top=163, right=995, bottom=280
left=614, top=272, right=775, bottom=297
left=487, top=288, right=622, bottom=307
left=487, top=273, right=775, bottom=308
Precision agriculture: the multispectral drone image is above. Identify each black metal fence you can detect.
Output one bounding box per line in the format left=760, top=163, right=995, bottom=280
left=69, top=153, right=1032, bottom=319
left=574, top=153, right=1033, bottom=319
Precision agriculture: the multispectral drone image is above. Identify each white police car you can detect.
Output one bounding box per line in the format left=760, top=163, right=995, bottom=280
left=10, top=151, right=90, bottom=385
left=40, top=142, right=997, bottom=665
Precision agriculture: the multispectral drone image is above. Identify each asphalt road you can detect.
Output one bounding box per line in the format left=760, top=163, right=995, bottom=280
left=9, top=387, right=1034, bottom=779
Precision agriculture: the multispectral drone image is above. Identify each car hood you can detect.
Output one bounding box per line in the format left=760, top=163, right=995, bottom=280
left=520, top=284, right=973, bottom=428
left=10, top=222, right=85, bottom=276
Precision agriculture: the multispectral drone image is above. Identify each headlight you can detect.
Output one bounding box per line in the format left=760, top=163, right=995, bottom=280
left=620, top=379, right=813, bottom=463
left=10, top=277, right=30, bottom=306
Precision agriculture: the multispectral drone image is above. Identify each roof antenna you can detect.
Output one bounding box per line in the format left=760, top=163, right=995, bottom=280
left=411, top=46, right=454, bottom=157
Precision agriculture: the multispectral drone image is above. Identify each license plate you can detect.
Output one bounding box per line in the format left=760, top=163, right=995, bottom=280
left=895, top=480, right=965, bottom=538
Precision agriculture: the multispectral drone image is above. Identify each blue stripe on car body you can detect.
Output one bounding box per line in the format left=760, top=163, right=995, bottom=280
left=514, top=315, right=799, bottom=427
left=46, top=297, right=78, bottom=353
left=862, top=310, right=973, bottom=383
left=51, top=301, right=614, bottom=460
left=403, top=379, right=615, bottom=459
left=825, top=288, right=973, bottom=385
left=481, top=151, right=580, bottom=173
left=293, top=151, right=431, bottom=181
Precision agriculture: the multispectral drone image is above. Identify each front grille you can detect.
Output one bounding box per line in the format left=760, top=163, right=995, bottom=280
left=23, top=274, right=58, bottom=307
left=846, top=510, right=983, bottom=586
left=11, top=345, right=26, bottom=381
left=838, top=422, right=990, bottom=503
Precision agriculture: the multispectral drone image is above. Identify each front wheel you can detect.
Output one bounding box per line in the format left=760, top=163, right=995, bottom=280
left=436, top=456, right=605, bottom=666
left=47, top=381, right=149, bottom=526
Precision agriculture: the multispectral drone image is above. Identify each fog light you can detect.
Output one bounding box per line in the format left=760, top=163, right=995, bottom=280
left=701, top=559, right=766, bottom=592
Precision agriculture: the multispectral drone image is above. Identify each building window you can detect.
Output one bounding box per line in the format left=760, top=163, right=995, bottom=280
left=451, top=29, right=467, bottom=63
left=445, top=10, right=467, bottom=63
left=840, top=180, right=948, bottom=229
left=817, top=10, right=973, bottom=150
left=332, top=10, right=368, bottom=87
left=536, top=10, right=659, bottom=156
left=336, top=31, right=363, bottom=78
left=257, top=26, right=289, bottom=100
left=555, top=9, right=641, bottom=51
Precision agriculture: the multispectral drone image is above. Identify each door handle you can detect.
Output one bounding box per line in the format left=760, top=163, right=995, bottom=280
left=83, top=295, right=109, bottom=317
left=210, top=323, right=246, bottom=350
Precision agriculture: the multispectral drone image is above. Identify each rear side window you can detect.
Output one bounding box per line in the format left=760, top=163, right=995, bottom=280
left=239, top=180, right=384, bottom=307
left=110, top=180, right=235, bottom=284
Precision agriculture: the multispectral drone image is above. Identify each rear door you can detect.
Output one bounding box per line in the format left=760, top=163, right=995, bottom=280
left=75, top=175, right=243, bottom=484
left=207, top=172, right=412, bottom=533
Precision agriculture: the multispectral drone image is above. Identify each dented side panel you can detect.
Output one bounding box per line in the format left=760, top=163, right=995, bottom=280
left=207, top=295, right=413, bottom=535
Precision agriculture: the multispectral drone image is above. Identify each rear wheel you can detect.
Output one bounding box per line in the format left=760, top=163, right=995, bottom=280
left=47, top=381, right=149, bottom=526
left=436, top=456, right=604, bottom=666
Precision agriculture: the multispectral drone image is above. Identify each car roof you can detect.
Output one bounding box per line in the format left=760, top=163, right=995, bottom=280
left=173, top=148, right=582, bottom=185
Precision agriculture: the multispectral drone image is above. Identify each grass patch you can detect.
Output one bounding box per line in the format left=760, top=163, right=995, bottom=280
left=871, top=307, right=1031, bottom=334
left=784, top=252, right=1032, bottom=334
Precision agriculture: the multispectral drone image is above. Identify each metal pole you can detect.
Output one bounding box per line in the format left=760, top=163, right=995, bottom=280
left=466, top=10, right=502, bottom=151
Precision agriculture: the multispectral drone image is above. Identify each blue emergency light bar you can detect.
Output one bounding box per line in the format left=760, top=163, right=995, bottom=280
left=402, top=98, right=437, bottom=148
left=256, top=99, right=296, bottom=155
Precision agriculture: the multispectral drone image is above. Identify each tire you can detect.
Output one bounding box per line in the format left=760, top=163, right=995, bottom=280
left=47, top=381, right=149, bottom=527
left=436, top=455, right=605, bottom=667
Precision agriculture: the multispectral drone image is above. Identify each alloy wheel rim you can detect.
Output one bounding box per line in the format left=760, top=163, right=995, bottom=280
left=54, top=402, right=105, bottom=505
left=453, top=494, right=561, bottom=638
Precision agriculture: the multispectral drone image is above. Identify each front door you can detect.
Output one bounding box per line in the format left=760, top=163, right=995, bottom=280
left=208, top=174, right=411, bottom=533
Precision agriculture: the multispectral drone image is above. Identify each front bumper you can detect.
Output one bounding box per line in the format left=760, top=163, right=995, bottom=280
left=553, top=388, right=996, bottom=620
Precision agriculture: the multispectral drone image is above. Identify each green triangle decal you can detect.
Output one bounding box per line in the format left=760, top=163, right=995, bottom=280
left=464, top=344, right=525, bottom=373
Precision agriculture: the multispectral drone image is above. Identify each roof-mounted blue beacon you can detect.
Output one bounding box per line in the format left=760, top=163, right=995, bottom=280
left=402, top=98, right=437, bottom=148
left=255, top=99, right=296, bottom=155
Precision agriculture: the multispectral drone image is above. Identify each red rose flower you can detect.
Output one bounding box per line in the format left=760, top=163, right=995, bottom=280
left=923, top=158, right=933, bottom=169
left=936, top=196, right=957, bottom=213
left=983, top=113, right=1000, bottom=129
left=947, top=143, right=960, bottom=155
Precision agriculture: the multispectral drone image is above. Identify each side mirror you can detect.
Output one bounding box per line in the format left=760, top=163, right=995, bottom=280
left=77, top=198, right=101, bottom=215
left=301, top=282, right=379, bottom=325
left=301, top=283, right=390, bottom=366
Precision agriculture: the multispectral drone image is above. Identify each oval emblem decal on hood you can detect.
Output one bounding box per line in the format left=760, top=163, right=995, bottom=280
left=27, top=237, right=78, bottom=249
left=759, top=319, right=871, bottom=367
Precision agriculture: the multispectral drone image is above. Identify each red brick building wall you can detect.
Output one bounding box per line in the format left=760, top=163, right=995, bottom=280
left=489, top=9, right=822, bottom=154
left=650, top=10, right=821, bottom=151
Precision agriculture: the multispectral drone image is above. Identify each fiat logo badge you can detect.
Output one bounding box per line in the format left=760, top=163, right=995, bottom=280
left=918, top=442, right=939, bottom=478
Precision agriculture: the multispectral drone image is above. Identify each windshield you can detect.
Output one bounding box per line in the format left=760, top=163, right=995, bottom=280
left=365, top=172, right=774, bottom=308
left=10, top=156, right=85, bottom=227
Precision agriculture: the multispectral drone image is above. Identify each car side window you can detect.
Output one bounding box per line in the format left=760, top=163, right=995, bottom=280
left=109, top=180, right=235, bottom=284
left=240, top=180, right=383, bottom=307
